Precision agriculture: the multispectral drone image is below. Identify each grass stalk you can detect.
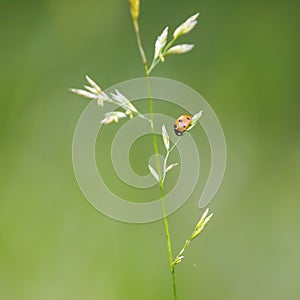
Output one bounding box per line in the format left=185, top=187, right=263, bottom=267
left=131, top=14, right=178, bottom=300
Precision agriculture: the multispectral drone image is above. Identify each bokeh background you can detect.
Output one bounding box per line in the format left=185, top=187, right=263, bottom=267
left=1, top=0, right=299, bottom=299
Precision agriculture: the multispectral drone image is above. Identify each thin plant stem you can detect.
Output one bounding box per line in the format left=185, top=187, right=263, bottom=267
left=162, top=139, right=180, bottom=183
left=173, top=240, right=190, bottom=266
left=131, top=15, right=178, bottom=300
left=108, top=97, right=151, bottom=123
left=132, top=19, right=148, bottom=75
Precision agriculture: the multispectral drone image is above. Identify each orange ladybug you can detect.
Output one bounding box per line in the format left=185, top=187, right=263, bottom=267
left=174, top=114, right=192, bottom=136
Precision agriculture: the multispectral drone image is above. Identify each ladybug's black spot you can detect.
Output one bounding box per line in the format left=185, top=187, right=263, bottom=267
left=187, top=117, right=191, bottom=120
left=183, top=125, right=186, bottom=128
left=179, top=119, right=183, bottom=122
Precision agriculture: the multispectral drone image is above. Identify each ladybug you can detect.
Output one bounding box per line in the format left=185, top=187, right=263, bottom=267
left=174, top=114, right=192, bottom=136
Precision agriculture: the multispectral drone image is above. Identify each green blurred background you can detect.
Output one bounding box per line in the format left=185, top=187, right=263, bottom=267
left=1, top=0, right=299, bottom=299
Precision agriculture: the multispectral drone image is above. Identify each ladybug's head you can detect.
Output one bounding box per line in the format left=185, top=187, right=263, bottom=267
left=174, top=127, right=183, bottom=136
